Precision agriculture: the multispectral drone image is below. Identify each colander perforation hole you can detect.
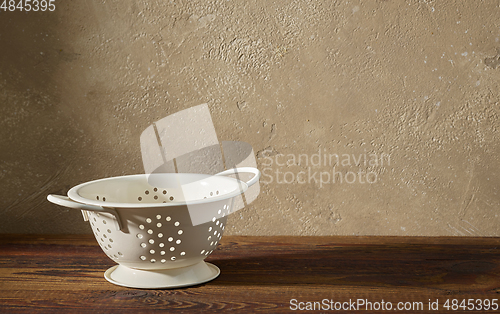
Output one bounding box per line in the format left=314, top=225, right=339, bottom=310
left=171, top=257, right=176, bottom=261
left=174, top=221, right=180, bottom=227
left=93, top=218, right=96, bottom=222
left=150, top=249, right=155, bottom=254
left=163, top=190, right=167, bottom=194
left=161, top=259, right=166, bottom=263
left=146, top=218, right=152, bottom=223
left=102, top=220, right=107, bottom=224
left=118, top=252, right=123, bottom=256
left=168, top=237, right=173, bottom=242
left=176, top=239, right=181, bottom=244
left=166, top=216, right=171, bottom=221
left=218, top=209, right=221, bottom=215
left=151, top=259, right=156, bottom=263
left=96, top=196, right=99, bottom=200
left=154, top=195, right=158, bottom=200
left=149, top=239, right=154, bottom=244
left=136, top=234, right=143, bottom=239
left=208, top=227, right=212, bottom=232
left=102, top=197, right=106, bottom=201
left=159, top=243, right=164, bottom=248
left=145, top=190, right=149, bottom=195
left=180, top=252, right=186, bottom=256
left=158, top=233, right=163, bottom=238
left=139, top=225, right=145, bottom=230
left=210, top=192, right=213, bottom=196
left=170, top=247, right=175, bottom=252
left=103, top=234, right=107, bottom=238
left=109, top=239, right=113, bottom=243
left=148, top=229, right=153, bottom=235
left=160, top=251, right=165, bottom=255
left=156, top=215, right=161, bottom=220
left=178, top=230, right=183, bottom=235
left=108, top=244, right=112, bottom=248
left=138, top=197, right=142, bottom=201
left=141, top=243, right=147, bottom=248
left=153, top=188, right=158, bottom=192
left=140, top=256, right=146, bottom=260
left=96, top=228, right=100, bottom=232
left=200, top=250, right=205, bottom=254
left=157, top=223, right=162, bottom=228
left=107, top=229, right=111, bottom=233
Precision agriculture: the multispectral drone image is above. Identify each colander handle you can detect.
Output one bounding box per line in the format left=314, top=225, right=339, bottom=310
left=47, top=194, right=127, bottom=232
left=215, top=167, right=261, bottom=187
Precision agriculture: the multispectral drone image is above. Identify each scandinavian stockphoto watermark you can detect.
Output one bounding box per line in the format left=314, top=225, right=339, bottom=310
left=260, top=148, right=390, bottom=187
left=140, top=104, right=260, bottom=226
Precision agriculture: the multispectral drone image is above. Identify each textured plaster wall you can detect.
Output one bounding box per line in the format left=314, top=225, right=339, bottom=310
left=1, top=0, right=499, bottom=235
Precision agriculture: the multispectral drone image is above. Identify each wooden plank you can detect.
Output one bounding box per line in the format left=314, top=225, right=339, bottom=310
left=1, top=235, right=500, bottom=313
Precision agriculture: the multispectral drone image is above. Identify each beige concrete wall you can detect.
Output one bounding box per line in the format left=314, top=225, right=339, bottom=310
left=1, top=0, right=499, bottom=235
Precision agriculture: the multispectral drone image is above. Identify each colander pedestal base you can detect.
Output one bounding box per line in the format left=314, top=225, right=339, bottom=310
left=103, top=261, right=220, bottom=289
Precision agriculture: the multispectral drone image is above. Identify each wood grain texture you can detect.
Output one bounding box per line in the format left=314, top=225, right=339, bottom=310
left=1, top=235, right=500, bottom=313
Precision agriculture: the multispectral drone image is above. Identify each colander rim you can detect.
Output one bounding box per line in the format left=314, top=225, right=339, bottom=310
left=67, top=173, right=248, bottom=208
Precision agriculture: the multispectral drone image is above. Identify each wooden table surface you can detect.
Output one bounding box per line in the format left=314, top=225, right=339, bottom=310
left=1, top=235, right=500, bottom=313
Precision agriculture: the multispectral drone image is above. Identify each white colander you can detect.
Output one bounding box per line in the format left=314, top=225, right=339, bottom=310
left=47, top=167, right=260, bottom=289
